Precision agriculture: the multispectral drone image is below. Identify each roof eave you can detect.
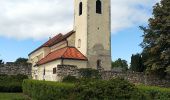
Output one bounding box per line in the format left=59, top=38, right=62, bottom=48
left=37, top=57, right=87, bottom=66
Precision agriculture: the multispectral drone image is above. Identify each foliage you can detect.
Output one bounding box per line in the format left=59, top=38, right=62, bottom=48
left=130, top=53, right=145, bottom=72
left=22, top=79, right=75, bottom=100
left=112, top=58, right=128, bottom=71
left=0, top=93, right=30, bottom=100
left=22, top=79, right=170, bottom=100
left=0, top=74, right=28, bottom=92
left=74, top=78, right=145, bottom=100
left=140, top=0, right=170, bottom=77
left=62, top=75, right=79, bottom=83
left=137, top=85, right=170, bottom=100
left=0, top=59, right=4, bottom=65
left=0, top=60, right=4, bottom=67
left=78, top=68, right=101, bottom=79
left=15, top=57, right=28, bottom=64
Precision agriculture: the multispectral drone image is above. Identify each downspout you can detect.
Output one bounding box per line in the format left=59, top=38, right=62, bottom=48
left=66, top=39, right=68, bottom=47
left=61, top=57, right=64, bottom=66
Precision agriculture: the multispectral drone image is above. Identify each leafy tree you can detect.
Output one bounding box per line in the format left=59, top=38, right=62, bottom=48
left=0, top=60, right=4, bottom=67
left=130, top=53, right=145, bottom=72
left=0, top=60, right=4, bottom=64
left=112, top=58, right=128, bottom=70
left=140, top=0, right=170, bottom=77
left=15, top=58, right=28, bottom=64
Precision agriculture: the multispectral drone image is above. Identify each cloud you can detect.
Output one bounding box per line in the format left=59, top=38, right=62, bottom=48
left=0, top=0, right=159, bottom=40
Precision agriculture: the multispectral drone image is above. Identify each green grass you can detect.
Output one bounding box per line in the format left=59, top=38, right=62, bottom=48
left=137, top=84, right=170, bottom=92
left=137, top=85, right=170, bottom=99
left=0, top=93, right=30, bottom=100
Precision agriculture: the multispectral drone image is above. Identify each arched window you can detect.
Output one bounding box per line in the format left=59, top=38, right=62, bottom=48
left=97, top=59, right=102, bottom=69
left=78, top=39, right=81, bottom=48
left=96, top=0, right=102, bottom=14
left=79, top=2, right=82, bottom=15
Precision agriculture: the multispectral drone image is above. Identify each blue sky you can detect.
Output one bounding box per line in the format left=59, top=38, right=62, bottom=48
left=0, top=26, right=143, bottom=63
left=0, top=0, right=159, bottom=63
left=111, top=27, right=143, bottom=62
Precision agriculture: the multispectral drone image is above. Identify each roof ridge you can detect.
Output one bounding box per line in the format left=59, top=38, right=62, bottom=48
left=37, top=46, right=68, bottom=64
left=61, top=47, right=69, bottom=58
left=74, top=47, right=88, bottom=60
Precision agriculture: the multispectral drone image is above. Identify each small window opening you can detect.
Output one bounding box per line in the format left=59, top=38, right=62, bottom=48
left=78, top=39, right=81, bottom=48
left=43, top=67, right=45, bottom=80
left=97, top=59, right=102, bottom=69
left=96, top=0, right=102, bottom=14
left=53, top=68, right=57, bottom=74
left=79, top=2, right=83, bottom=15
left=43, top=68, right=45, bottom=75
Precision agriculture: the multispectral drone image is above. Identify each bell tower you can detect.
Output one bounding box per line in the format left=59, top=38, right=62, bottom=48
left=74, top=0, right=111, bottom=70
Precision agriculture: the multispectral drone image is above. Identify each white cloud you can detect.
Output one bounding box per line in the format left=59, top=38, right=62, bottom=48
left=0, top=0, right=159, bottom=40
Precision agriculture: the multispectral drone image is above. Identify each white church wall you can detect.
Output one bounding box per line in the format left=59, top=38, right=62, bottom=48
left=74, top=0, right=111, bottom=70
left=67, top=33, right=75, bottom=47
left=63, top=59, right=87, bottom=69
left=50, top=40, right=67, bottom=52
left=74, top=0, right=88, bottom=56
left=37, top=60, right=61, bottom=81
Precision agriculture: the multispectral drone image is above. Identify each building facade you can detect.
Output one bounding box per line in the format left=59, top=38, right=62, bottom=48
left=29, top=0, right=111, bottom=81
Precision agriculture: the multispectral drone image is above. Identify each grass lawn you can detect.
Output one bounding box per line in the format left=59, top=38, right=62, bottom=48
left=0, top=93, right=30, bottom=100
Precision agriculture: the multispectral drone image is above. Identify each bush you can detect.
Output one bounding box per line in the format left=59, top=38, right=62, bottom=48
left=62, top=75, right=79, bottom=83
left=22, top=79, right=170, bottom=100
left=137, top=85, right=170, bottom=100
left=0, top=74, right=28, bottom=92
left=22, top=79, right=75, bottom=100
left=78, top=68, right=101, bottom=79
left=74, top=78, right=145, bottom=100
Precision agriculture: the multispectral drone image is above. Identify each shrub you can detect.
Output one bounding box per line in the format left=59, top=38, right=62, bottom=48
left=22, top=79, right=170, bottom=100
left=74, top=78, right=145, bottom=100
left=22, top=79, right=75, bottom=100
left=137, top=85, right=170, bottom=100
left=0, top=74, right=28, bottom=92
left=62, top=75, right=79, bottom=83
left=78, top=68, right=101, bottom=79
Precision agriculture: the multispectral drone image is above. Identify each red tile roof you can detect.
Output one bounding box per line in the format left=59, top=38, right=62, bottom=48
left=29, top=30, right=75, bottom=55
left=42, top=33, right=63, bottom=47
left=37, top=47, right=87, bottom=65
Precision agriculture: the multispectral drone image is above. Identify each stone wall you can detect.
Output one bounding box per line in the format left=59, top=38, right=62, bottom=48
left=0, top=62, right=32, bottom=76
left=55, top=66, right=170, bottom=87
left=101, top=71, right=170, bottom=88
left=57, top=65, right=78, bottom=79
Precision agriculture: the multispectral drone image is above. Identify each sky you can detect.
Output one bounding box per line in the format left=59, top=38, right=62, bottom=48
left=0, top=0, right=160, bottom=63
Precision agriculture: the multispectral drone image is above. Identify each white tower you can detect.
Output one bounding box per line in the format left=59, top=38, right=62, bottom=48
left=74, top=0, right=111, bottom=70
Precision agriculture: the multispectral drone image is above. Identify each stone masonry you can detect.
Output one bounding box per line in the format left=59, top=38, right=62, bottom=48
left=0, top=62, right=32, bottom=76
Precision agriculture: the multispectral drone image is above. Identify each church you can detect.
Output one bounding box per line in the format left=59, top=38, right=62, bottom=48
left=28, top=0, right=111, bottom=81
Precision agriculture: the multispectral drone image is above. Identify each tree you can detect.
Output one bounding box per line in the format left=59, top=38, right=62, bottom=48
left=140, top=0, right=170, bottom=77
left=0, top=59, right=4, bottom=66
left=112, top=58, right=128, bottom=71
left=130, top=53, right=145, bottom=72
left=15, top=58, right=28, bottom=64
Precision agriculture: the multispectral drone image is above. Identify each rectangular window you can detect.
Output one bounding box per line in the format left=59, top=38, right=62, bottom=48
left=53, top=68, right=57, bottom=74
left=43, top=68, right=45, bottom=75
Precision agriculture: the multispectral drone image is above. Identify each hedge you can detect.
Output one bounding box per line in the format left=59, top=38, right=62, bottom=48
left=62, top=75, right=79, bottom=83
left=0, top=74, right=28, bottom=92
left=23, top=78, right=146, bottom=100
left=22, top=79, right=75, bottom=100
left=137, top=85, right=170, bottom=100
left=22, top=78, right=170, bottom=100
left=74, top=78, right=145, bottom=100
